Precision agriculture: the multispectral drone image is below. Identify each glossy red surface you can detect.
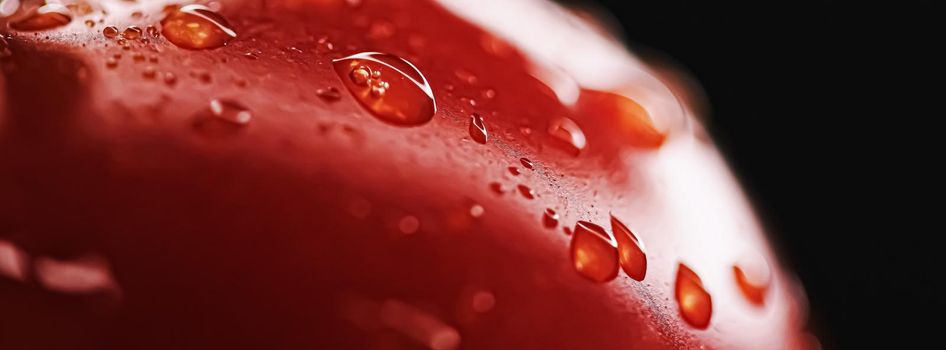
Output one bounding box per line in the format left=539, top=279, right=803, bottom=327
left=0, top=0, right=810, bottom=349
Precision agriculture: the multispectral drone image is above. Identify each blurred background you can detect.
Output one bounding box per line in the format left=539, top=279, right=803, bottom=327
left=560, top=0, right=939, bottom=348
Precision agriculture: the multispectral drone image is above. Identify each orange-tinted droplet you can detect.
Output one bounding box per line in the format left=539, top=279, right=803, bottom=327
left=733, top=252, right=772, bottom=306
left=10, top=4, right=72, bottom=31
left=146, top=25, right=159, bottom=38
left=542, top=208, right=559, bottom=228
left=675, top=263, right=712, bottom=329
left=577, top=89, right=666, bottom=149
left=516, top=184, right=535, bottom=199
left=333, top=52, right=436, bottom=126
left=469, top=113, right=488, bottom=144
left=103, top=26, right=120, bottom=38
left=570, top=221, right=619, bottom=282
left=610, top=214, right=647, bottom=281
left=161, top=4, right=236, bottom=50
left=547, top=116, right=587, bottom=154
left=519, top=158, right=533, bottom=169
left=123, top=26, right=142, bottom=40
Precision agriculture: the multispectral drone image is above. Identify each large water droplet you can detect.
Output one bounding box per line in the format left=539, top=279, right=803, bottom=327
left=161, top=4, right=236, bottom=50
left=610, top=214, right=647, bottom=281
left=547, top=116, right=587, bottom=154
left=675, top=263, right=712, bottom=329
left=578, top=90, right=667, bottom=149
left=332, top=52, right=436, bottom=126
left=103, top=25, right=119, bottom=38
left=519, top=158, right=533, bottom=169
left=569, top=221, right=619, bottom=282
left=123, top=26, right=142, bottom=40
left=9, top=3, right=71, bottom=31
left=468, top=113, right=487, bottom=144
left=733, top=252, right=771, bottom=306
left=516, top=184, right=535, bottom=199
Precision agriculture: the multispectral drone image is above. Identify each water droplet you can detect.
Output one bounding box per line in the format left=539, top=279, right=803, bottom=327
left=163, top=72, right=177, bottom=86
left=569, top=221, right=619, bottom=282
left=84, top=19, right=95, bottom=27
left=195, top=99, right=252, bottom=130
left=333, top=52, right=436, bottom=126
left=468, top=113, right=487, bottom=144
left=579, top=90, right=666, bottom=149
left=398, top=215, right=420, bottom=234
left=542, top=208, right=559, bottom=228
left=132, top=52, right=145, bottom=62
left=316, top=87, right=342, bottom=102
left=610, top=214, right=647, bottom=281
left=142, top=66, right=156, bottom=79
left=9, top=4, right=71, bottom=31
left=0, top=240, right=28, bottom=282
left=469, top=204, right=484, bottom=218
left=481, top=88, right=496, bottom=99
left=488, top=182, right=506, bottom=195
left=191, top=69, right=212, bottom=83
left=508, top=166, right=520, bottom=176
left=146, top=25, right=159, bottom=38
left=675, top=263, right=712, bottom=329
left=161, top=4, right=236, bottom=50
left=733, top=252, right=771, bottom=306
left=454, top=69, right=477, bottom=85
left=547, top=116, right=587, bottom=154
left=35, top=255, right=118, bottom=294
left=131, top=11, right=143, bottom=19
left=0, top=36, right=12, bottom=58
left=103, top=26, right=120, bottom=38
left=105, top=56, right=118, bottom=68
left=519, top=158, right=533, bottom=169
left=516, top=184, right=535, bottom=199
left=123, top=26, right=142, bottom=40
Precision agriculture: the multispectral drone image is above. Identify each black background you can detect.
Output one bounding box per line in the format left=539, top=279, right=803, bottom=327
left=567, top=1, right=940, bottom=348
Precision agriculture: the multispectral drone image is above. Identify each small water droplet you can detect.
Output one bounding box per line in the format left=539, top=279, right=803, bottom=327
left=161, top=4, right=236, bottom=50
left=105, top=57, right=118, bottom=68
left=481, top=88, right=496, bottom=99
left=191, top=69, right=212, bottom=83
left=733, top=252, right=771, bottom=306
left=398, top=215, right=420, bottom=234
left=316, top=87, right=342, bottom=102
left=516, top=185, right=535, bottom=199
left=333, top=52, right=436, bottom=126
left=142, top=66, right=156, bottom=79
left=9, top=4, right=72, bottom=31
left=570, top=221, right=619, bottom=282
left=488, top=182, right=506, bottom=195
left=675, top=263, right=712, bottom=329
left=542, top=208, right=559, bottom=228
left=103, top=26, right=120, bottom=38
left=194, top=99, right=252, bottom=132
left=123, top=26, right=142, bottom=40
left=454, top=69, right=477, bottom=85
left=84, top=19, right=95, bottom=28
left=519, top=158, right=533, bottom=169
left=469, top=204, right=484, bottom=218
left=548, top=116, right=587, bottom=154
left=471, top=291, right=495, bottom=313
left=163, top=72, right=177, bottom=86
left=507, top=166, right=520, bottom=176
left=131, top=11, right=143, bottom=19
left=146, top=25, right=159, bottom=38
left=132, top=52, right=145, bottom=62
left=468, top=113, right=487, bottom=144
left=610, top=214, right=647, bottom=281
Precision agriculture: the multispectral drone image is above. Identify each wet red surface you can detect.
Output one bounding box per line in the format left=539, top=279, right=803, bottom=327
left=0, top=1, right=810, bottom=349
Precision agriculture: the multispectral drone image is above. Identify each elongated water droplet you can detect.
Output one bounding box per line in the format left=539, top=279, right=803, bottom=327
left=542, top=208, right=559, bottom=228
left=570, top=221, right=619, bottom=282
left=548, top=116, right=587, bottom=154
left=733, top=252, right=771, bottom=306
left=578, top=89, right=666, bottom=149
left=316, top=87, right=342, bottom=102
left=10, top=3, right=71, bottom=31
left=488, top=182, right=506, bottom=195
left=516, top=184, right=535, bottom=199
left=508, top=166, right=520, bottom=176
left=610, top=214, right=647, bottom=281
left=332, top=52, right=436, bottom=126
left=675, top=263, right=712, bottom=329
left=519, top=158, right=533, bottom=169
left=469, top=113, right=487, bottom=144
left=161, top=4, right=236, bottom=50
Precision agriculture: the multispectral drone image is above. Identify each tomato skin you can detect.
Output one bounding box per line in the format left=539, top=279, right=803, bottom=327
left=0, top=1, right=809, bottom=349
